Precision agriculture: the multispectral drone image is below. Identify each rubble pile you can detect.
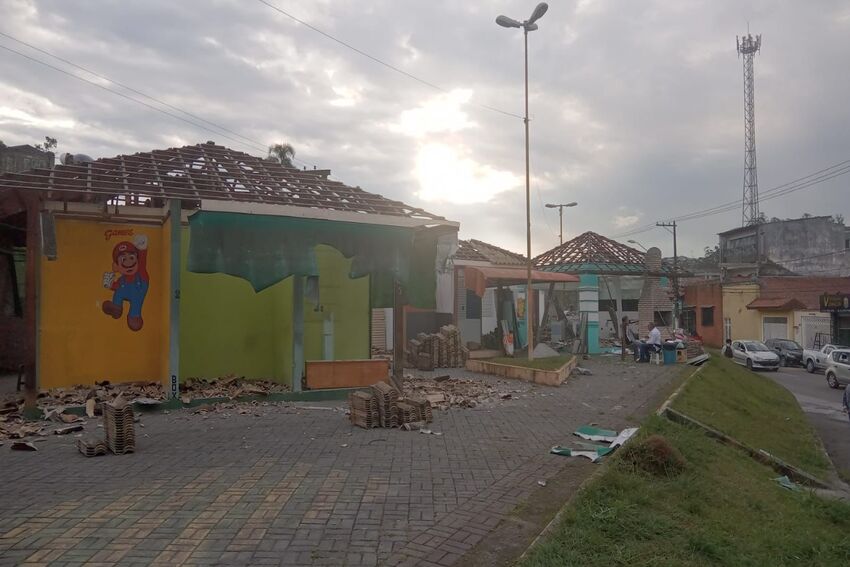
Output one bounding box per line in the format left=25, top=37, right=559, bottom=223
left=348, top=382, right=433, bottom=429
left=0, top=375, right=291, bottom=414
left=402, top=374, right=523, bottom=410
left=407, top=325, right=469, bottom=370
left=180, top=376, right=290, bottom=401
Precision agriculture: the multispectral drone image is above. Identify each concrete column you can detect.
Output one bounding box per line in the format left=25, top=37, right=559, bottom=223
left=579, top=274, right=600, bottom=354
left=292, top=275, right=304, bottom=392
left=167, top=199, right=181, bottom=399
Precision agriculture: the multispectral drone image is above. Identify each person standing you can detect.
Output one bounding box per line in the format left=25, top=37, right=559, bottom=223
left=722, top=339, right=734, bottom=358
left=843, top=383, right=850, bottom=425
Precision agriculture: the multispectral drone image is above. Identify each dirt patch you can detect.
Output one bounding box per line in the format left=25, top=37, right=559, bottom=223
left=620, top=434, right=687, bottom=477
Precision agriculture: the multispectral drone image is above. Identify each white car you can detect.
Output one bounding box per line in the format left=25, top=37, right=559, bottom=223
left=824, top=349, right=850, bottom=389
left=731, top=340, right=780, bottom=371
left=803, top=344, right=840, bottom=374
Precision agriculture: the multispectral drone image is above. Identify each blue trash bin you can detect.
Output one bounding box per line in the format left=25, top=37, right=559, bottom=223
left=662, top=344, right=677, bottom=365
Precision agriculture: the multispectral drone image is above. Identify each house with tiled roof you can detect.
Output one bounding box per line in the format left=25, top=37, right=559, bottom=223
left=535, top=231, right=678, bottom=353
left=684, top=275, right=850, bottom=348
left=0, top=141, right=458, bottom=402
left=449, top=239, right=576, bottom=349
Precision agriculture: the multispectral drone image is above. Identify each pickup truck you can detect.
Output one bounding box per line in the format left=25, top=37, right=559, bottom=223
left=803, top=344, right=840, bottom=373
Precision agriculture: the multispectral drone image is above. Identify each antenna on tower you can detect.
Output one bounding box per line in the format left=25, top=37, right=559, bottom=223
left=737, top=31, right=762, bottom=226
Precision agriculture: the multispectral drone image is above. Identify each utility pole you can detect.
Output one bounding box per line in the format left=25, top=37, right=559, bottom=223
left=656, top=221, right=679, bottom=329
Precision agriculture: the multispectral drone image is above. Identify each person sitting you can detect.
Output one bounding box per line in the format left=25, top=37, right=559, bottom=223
left=635, top=323, right=662, bottom=362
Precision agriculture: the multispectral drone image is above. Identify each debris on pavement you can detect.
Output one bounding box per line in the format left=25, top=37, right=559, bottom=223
left=573, top=367, right=593, bottom=376
left=552, top=426, right=641, bottom=462
left=54, top=424, right=84, bottom=435
left=574, top=425, right=619, bottom=442
left=104, top=397, right=135, bottom=455
left=403, top=374, right=524, bottom=410
left=687, top=354, right=711, bottom=366
left=0, top=375, right=291, bottom=415
left=537, top=480, right=547, bottom=487
left=85, top=398, right=96, bottom=418
left=550, top=443, right=612, bottom=462
left=11, top=441, right=38, bottom=451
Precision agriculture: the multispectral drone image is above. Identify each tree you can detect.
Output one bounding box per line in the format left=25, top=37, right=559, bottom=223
left=34, top=136, right=58, bottom=152
left=267, top=143, right=295, bottom=167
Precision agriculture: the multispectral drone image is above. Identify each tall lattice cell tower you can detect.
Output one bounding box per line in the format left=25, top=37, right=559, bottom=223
left=737, top=32, right=762, bottom=226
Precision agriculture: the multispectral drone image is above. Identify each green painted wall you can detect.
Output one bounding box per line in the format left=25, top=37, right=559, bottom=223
left=304, top=245, right=370, bottom=362
left=179, top=234, right=369, bottom=386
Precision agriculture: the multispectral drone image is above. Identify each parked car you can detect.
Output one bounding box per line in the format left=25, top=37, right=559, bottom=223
left=731, top=340, right=780, bottom=371
left=802, top=344, right=841, bottom=373
left=764, top=338, right=804, bottom=367
left=824, top=349, right=850, bottom=389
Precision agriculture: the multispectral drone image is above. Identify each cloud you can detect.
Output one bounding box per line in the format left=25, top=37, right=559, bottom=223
left=414, top=142, right=519, bottom=204
left=0, top=0, right=848, bottom=259
left=390, top=89, right=475, bottom=138
left=613, top=214, right=640, bottom=228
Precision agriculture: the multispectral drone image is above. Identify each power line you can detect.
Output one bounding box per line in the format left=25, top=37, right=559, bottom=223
left=254, top=0, right=523, bottom=120
left=0, top=39, right=313, bottom=168
left=614, top=158, right=850, bottom=238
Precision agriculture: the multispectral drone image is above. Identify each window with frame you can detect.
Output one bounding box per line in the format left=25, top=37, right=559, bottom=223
left=654, top=311, right=672, bottom=327
left=701, top=306, right=715, bottom=327
left=621, top=299, right=639, bottom=312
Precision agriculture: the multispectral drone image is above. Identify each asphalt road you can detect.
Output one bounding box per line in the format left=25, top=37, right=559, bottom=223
left=770, top=365, right=850, bottom=478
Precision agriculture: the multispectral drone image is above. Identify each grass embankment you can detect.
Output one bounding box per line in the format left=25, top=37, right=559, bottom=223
left=519, top=358, right=850, bottom=567
left=485, top=355, right=573, bottom=371
left=672, top=354, right=831, bottom=478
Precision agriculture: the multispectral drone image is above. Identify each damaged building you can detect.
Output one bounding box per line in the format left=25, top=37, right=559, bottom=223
left=0, top=142, right=458, bottom=405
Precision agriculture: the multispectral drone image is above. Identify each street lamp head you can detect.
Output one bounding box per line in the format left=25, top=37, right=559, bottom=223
left=545, top=203, right=557, bottom=208
left=565, top=201, right=578, bottom=207
left=496, top=15, right=523, bottom=28
left=528, top=2, right=549, bottom=25
left=525, top=23, right=539, bottom=31
left=628, top=240, right=637, bottom=244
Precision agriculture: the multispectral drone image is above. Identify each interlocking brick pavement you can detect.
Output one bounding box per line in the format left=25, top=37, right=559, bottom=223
left=0, top=359, right=678, bottom=566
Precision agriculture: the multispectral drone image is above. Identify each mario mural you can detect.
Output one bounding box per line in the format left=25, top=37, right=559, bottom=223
left=101, top=233, right=149, bottom=331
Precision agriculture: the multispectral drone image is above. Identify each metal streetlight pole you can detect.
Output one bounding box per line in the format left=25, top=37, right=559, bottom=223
left=627, top=239, right=648, bottom=252
left=497, top=3, right=548, bottom=361
left=545, top=202, right=578, bottom=245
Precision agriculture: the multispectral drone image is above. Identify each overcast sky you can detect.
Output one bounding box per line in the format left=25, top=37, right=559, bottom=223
left=1, top=0, right=849, bottom=257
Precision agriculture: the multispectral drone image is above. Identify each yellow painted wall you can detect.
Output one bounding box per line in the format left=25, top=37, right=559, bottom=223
left=722, top=283, right=760, bottom=341
left=39, top=219, right=167, bottom=388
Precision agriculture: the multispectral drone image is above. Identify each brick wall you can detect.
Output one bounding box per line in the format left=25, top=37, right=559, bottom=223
left=638, top=248, right=674, bottom=339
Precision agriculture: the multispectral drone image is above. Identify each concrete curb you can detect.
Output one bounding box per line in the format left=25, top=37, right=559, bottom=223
left=464, top=356, right=577, bottom=386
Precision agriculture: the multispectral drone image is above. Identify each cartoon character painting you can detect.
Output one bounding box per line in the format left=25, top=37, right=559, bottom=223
left=101, top=234, right=149, bottom=331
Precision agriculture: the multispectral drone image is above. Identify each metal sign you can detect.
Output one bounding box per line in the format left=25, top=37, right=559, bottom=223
left=820, top=293, right=850, bottom=313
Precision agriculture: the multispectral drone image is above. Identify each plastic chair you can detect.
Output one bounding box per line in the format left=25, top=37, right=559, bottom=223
left=650, top=350, right=662, bottom=365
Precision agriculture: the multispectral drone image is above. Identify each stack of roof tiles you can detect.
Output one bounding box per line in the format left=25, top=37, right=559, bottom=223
left=76, top=437, right=108, bottom=458
left=104, top=398, right=136, bottom=454
left=407, top=325, right=469, bottom=370
left=349, top=390, right=381, bottom=429
left=349, top=382, right=433, bottom=429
